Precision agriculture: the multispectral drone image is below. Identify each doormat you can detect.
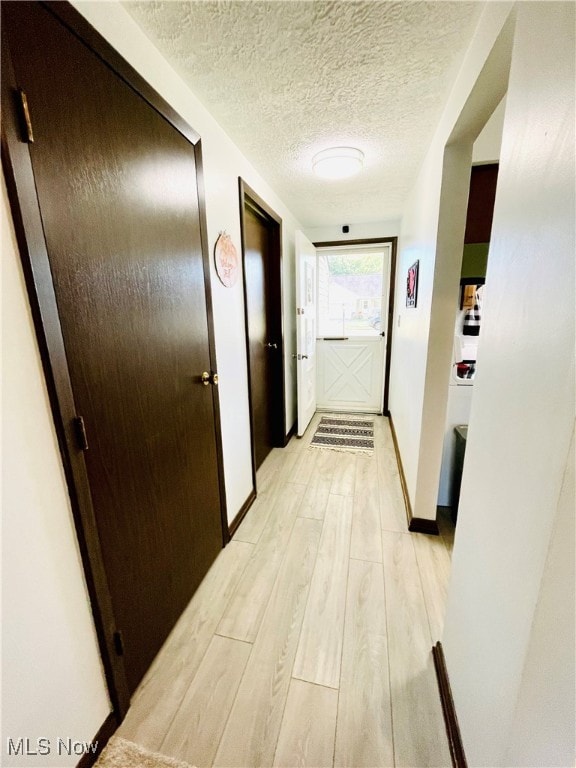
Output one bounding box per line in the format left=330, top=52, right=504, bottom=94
left=309, top=414, right=374, bottom=455
left=95, top=737, right=197, bottom=768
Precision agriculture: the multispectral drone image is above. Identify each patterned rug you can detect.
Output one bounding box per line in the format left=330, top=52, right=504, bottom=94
left=309, top=414, right=375, bottom=455
left=95, top=737, right=197, bottom=768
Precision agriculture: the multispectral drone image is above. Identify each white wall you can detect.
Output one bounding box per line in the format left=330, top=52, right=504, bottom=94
left=506, top=427, right=575, bottom=767
left=72, top=1, right=306, bottom=520
left=443, top=3, right=575, bottom=765
left=472, top=95, right=506, bottom=164
left=1, top=177, right=111, bottom=767
left=304, top=219, right=400, bottom=244
left=388, top=2, right=514, bottom=514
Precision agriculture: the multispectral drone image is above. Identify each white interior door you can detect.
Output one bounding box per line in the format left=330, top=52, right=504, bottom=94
left=316, top=243, right=391, bottom=414
left=295, top=231, right=317, bottom=436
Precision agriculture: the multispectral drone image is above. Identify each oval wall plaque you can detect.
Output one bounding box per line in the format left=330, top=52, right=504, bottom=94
left=214, top=232, right=239, bottom=288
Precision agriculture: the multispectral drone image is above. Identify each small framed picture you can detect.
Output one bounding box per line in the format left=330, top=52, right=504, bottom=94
left=406, top=260, right=419, bottom=308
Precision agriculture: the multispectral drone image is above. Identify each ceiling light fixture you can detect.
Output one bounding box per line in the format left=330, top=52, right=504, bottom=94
left=312, top=146, right=364, bottom=180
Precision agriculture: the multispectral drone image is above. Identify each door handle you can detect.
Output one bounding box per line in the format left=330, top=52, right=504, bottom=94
left=265, top=342, right=278, bottom=349
left=297, top=354, right=308, bottom=360
left=380, top=331, right=386, bottom=337
left=201, top=371, right=219, bottom=386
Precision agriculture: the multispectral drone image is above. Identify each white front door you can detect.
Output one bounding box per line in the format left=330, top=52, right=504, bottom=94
left=295, top=231, right=317, bottom=436
left=316, top=243, right=391, bottom=414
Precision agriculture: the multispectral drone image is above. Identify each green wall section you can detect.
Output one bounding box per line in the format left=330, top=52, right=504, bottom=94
left=461, top=243, right=489, bottom=279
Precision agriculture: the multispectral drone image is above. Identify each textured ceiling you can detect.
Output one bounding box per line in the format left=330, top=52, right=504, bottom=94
left=123, top=1, right=484, bottom=227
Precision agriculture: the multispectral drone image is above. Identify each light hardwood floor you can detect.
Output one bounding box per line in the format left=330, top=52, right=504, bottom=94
left=119, top=413, right=455, bottom=767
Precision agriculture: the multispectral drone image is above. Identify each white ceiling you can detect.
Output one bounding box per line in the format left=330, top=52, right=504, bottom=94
left=123, top=1, right=485, bottom=227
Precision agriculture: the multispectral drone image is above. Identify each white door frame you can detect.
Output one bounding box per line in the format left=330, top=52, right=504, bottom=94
left=295, top=230, right=317, bottom=436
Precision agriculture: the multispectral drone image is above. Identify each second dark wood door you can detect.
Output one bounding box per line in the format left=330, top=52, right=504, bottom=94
left=244, top=204, right=282, bottom=469
left=4, top=2, right=223, bottom=693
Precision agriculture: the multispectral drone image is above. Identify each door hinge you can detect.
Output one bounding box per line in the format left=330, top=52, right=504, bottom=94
left=113, top=630, right=125, bottom=656
left=18, top=89, right=35, bottom=143
left=297, top=307, right=304, bottom=315
left=73, top=416, right=89, bottom=451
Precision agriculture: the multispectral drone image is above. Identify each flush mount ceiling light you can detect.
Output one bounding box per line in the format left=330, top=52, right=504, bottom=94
left=312, top=146, right=364, bottom=180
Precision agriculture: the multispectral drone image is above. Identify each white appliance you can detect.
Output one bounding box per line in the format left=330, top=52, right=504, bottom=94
left=438, top=313, right=480, bottom=505
left=450, top=334, right=479, bottom=385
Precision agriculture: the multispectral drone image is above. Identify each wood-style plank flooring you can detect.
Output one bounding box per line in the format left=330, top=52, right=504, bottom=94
left=119, top=413, right=455, bottom=767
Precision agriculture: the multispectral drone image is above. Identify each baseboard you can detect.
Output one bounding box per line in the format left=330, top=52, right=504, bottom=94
left=409, top=517, right=440, bottom=535
left=76, top=711, right=117, bottom=768
left=283, top=421, right=297, bottom=446
left=388, top=413, right=439, bottom=535
left=228, top=488, right=257, bottom=538
left=387, top=413, right=412, bottom=530
left=432, top=641, right=468, bottom=768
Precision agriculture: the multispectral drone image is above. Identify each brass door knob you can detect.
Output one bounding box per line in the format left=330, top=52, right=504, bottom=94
left=201, top=371, right=219, bottom=386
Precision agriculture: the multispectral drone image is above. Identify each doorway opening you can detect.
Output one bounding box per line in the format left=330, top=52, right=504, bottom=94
left=437, top=148, right=502, bottom=533
left=239, top=180, right=286, bottom=483
left=295, top=236, right=397, bottom=435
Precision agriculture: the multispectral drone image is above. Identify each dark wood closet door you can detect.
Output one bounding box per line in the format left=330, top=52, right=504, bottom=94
left=244, top=206, right=276, bottom=469
left=4, top=2, right=223, bottom=693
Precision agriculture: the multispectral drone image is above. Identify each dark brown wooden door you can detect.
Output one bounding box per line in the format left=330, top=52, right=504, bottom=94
left=4, top=2, right=223, bottom=693
left=244, top=205, right=276, bottom=469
